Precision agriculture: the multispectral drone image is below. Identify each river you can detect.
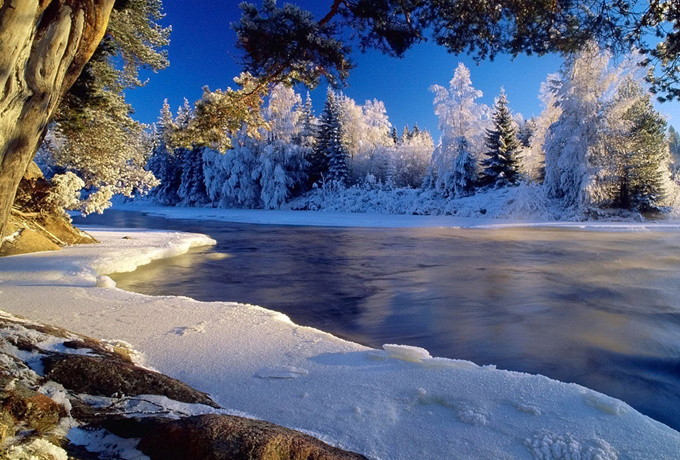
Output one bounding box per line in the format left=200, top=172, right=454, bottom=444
left=74, top=209, right=680, bottom=431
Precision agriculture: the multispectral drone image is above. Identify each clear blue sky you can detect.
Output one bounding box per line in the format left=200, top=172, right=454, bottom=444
left=126, top=0, right=680, bottom=137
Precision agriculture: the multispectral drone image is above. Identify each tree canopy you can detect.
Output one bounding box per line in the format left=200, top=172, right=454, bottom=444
left=233, top=0, right=680, bottom=101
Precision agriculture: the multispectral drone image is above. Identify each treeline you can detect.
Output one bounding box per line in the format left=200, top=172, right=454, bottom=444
left=147, top=87, right=433, bottom=209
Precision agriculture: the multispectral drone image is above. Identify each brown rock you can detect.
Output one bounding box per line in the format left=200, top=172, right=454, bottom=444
left=103, top=414, right=368, bottom=460
left=1, top=381, right=60, bottom=433
left=1, top=161, right=98, bottom=257
left=43, top=355, right=218, bottom=408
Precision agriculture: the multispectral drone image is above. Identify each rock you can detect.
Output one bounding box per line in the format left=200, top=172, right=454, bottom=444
left=0, top=380, right=61, bottom=433
left=43, top=355, right=218, bottom=408
left=1, top=161, right=97, bottom=257
left=102, top=414, right=368, bottom=460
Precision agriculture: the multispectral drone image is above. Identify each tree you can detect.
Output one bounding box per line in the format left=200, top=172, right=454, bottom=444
left=480, top=89, right=523, bottom=187
left=309, top=90, right=344, bottom=186
left=669, top=126, right=680, bottom=163
left=0, top=1, right=115, bottom=240
left=233, top=1, right=680, bottom=100
left=425, top=63, right=488, bottom=196
left=544, top=43, right=631, bottom=210
left=618, top=84, right=673, bottom=211
left=147, top=100, right=182, bottom=205
left=525, top=75, right=562, bottom=183
left=0, top=0, right=169, bottom=240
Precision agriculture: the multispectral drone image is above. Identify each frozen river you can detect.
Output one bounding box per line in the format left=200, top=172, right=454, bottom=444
left=74, top=209, right=680, bottom=431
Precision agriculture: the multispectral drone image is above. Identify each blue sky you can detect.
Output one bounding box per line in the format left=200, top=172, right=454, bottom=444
left=126, top=0, right=679, bottom=137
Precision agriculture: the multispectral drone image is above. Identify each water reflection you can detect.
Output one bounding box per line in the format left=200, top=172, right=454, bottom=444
left=74, top=210, right=680, bottom=430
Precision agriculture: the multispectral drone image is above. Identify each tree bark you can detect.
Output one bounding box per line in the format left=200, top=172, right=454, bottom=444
left=0, top=0, right=115, bottom=244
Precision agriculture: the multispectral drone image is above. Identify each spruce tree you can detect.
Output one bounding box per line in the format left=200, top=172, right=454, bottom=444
left=481, top=89, right=523, bottom=187
left=621, top=93, right=670, bottom=211
left=669, top=126, right=680, bottom=162
left=451, top=137, right=478, bottom=196
left=147, top=100, right=181, bottom=205
left=309, top=90, right=349, bottom=187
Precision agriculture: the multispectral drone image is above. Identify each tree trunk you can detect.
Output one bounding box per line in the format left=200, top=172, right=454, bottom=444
left=0, top=0, right=115, bottom=244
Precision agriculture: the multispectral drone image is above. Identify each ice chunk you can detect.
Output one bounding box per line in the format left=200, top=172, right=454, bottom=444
left=420, top=357, right=481, bottom=370
left=382, top=344, right=432, bottom=362
left=95, top=275, right=117, bottom=289
left=582, top=390, right=629, bottom=416
left=255, top=365, right=309, bottom=379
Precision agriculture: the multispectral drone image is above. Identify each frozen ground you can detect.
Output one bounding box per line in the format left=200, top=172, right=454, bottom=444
left=1, top=227, right=680, bottom=459
left=112, top=202, right=680, bottom=232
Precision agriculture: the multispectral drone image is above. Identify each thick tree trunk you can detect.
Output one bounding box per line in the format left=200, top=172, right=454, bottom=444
left=0, top=0, right=115, bottom=244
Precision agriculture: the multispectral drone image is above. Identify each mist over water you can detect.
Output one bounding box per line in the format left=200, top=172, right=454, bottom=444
left=75, top=210, right=680, bottom=431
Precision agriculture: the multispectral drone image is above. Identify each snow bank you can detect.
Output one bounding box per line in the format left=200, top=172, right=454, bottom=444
left=112, top=202, right=680, bottom=232
left=1, top=229, right=679, bottom=459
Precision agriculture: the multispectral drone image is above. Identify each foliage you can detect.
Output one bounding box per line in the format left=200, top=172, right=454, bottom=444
left=480, top=89, right=523, bottom=187
left=233, top=0, right=680, bottom=101
left=44, top=0, right=170, bottom=214
left=425, top=63, right=488, bottom=195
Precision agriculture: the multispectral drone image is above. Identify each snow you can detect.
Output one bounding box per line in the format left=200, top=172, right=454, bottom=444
left=111, top=202, right=680, bottom=232
left=1, top=228, right=680, bottom=459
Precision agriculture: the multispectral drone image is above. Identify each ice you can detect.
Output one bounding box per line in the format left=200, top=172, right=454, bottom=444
left=67, top=428, right=149, bottom=460
left=582, top=390, right=629, bottom=416
left=382, top=344, right=432, bottom=362
left=95, top=275, right=116, bottom=288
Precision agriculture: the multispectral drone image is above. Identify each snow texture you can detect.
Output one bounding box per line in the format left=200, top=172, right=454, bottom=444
left=1, top=228, right=679, bottom=460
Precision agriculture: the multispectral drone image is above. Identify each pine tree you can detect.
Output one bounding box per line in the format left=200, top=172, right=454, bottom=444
left=669, top=125, right=680, bottom=162
left=451, top=137, right=478, bottom=196
left=147, top=100, right=181, bottom=205
left=620, top=92, right=671, bottom=211
left=480, top=89, right=523, bottom=187
left=390, top=127, right=400, bottom=146
left=518, top=118, right=536, bottom=148
left=309, top=90, right=349, bottom=187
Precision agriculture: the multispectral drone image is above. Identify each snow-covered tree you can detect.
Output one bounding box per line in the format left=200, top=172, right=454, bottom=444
left=480, top=89, right=523, bottom=186
left=310, top=90, right=349, bottom=186
left=525, top=76, right=562, bottom=184
left=544, top=43, right=632, bottom=210
left=669, top=126, right=680, bottom=163
left=392, top=128, right=434, bottom=188
left=425, top=63, right=489, bottom=195
left=147, top=100, right=182, bottom=205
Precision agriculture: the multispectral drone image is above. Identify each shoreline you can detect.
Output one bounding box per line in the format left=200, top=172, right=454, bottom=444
left=1, top=226, right=679, bottom=458
left=110, top=203, right=680, bottom=232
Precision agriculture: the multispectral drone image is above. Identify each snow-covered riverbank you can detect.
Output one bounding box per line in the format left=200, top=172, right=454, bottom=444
left=1, top=227, right=679, bottom=459
left=112, top=202, right=680, bottom=232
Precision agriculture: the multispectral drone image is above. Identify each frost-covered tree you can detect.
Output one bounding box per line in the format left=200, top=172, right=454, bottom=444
left=544, top=43, right=633, bottom=210
left=480, top=89, right=523, bottom=187
left=202, top=84, right=309, bottom=209
left=518, top=118, right=536, bottom=149
left=351, top=99, right=394, bottom=184
left=392, top=129, right=435, bottom=188
left=310, top=90, right=349, bottom=186
left=425, top=63, right=488, bottom=195
left=526, top=75, right=562, bottom=183
left=147, top=100, right=181, bottom=205
left=669, top=126, right=680, bottom=163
